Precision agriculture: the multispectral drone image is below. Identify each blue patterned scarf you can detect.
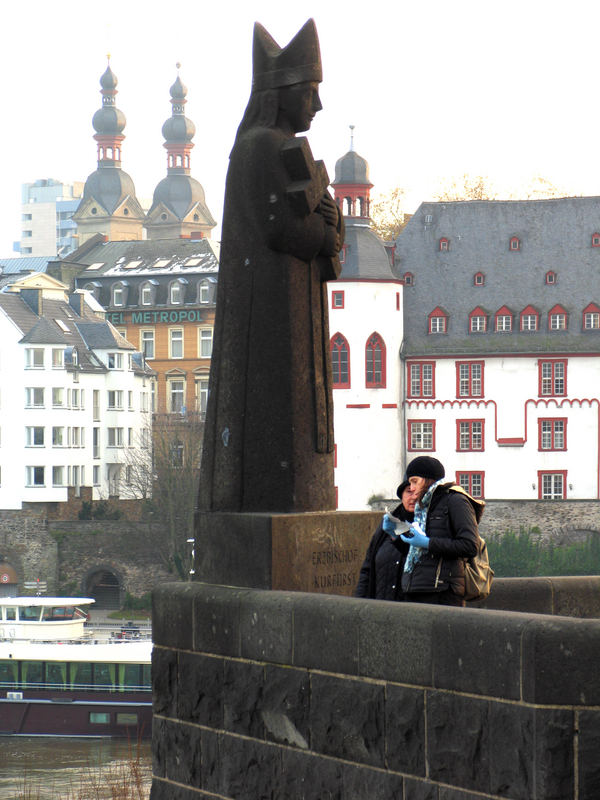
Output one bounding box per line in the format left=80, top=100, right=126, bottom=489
left=403, top=478, right=444, bottom=573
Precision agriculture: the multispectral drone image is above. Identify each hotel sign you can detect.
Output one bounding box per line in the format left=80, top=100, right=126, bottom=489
left=107, top=309, right=209, bottom=325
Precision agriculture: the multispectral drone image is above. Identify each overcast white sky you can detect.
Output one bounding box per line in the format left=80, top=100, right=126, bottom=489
left=2, top=0, right=599, bottom=257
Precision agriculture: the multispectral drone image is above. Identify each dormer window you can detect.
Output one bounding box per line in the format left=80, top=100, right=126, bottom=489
left=403, top=272, right=414, bottom=286
left=199, top=280, right=210, bottom=304
left=140, top=282, right=154, bottom=306
left=112, top=284, right=124, bottom=307
left=428, top=307, right=448, bottom=334
left=520, top=305, right=539, bottom=331
left=469, top=307, right=487, bottom=333
left=474, top=272, right=485, bottom=286
left=509, top=236, right=521, bottom=251
left=170, top=283, right=182, bottom=305
left=495, top=305, right=513, bottom=332
left=583, top=302, right=600, bottom=330
left=592, top=233, right=600, bottom=247
left=549, top=304, right=567, bottom=330
left=545, top=271, right=557, bottom=285
left=438, top=237, right=450, bottom=252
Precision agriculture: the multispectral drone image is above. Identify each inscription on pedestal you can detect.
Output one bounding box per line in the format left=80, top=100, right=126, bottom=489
left=311, top=547, right=360, bottom=591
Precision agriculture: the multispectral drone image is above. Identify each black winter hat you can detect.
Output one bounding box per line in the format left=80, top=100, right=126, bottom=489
left=396, top=479, right=410, bottom=499
left=405, top=456, right=445, bottom=481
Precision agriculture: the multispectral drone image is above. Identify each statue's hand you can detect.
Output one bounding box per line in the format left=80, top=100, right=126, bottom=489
left=319, top=194, right=339, bottom=226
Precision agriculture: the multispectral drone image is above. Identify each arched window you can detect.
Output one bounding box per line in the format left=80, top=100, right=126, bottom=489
left=365, top=332, right=386, bottom=388
left=330, top=333, right=350, bottom=389
left=140, top=282, right=154, bottom=306
left=170, top=281, right=184, bottom=305
left=438, top=237, right=450, bottom=252
left=474, top=272, right=485, bottom=286
left=509, top=236, right=521, bottom=251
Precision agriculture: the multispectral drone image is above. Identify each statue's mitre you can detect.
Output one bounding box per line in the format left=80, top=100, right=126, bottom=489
left=252, top=18, right=322, bottom=91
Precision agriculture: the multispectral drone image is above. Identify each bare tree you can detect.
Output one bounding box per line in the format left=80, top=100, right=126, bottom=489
left=370, top=187, right=410, bottom=241
left=121, top=413, right=204, bottom=580
left=434, top=174, right=498, bottom=201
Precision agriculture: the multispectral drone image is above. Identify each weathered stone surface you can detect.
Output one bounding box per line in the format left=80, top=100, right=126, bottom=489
left=240, top=590, right=294, bottom=664
left=438, top=788, right=488, bottom=800
left=533, top=708, right=574, bottom=800
left=487, top=701, right=534, bottom=799
left=223, top=659, right=265, bottom=738
left=432, top=607, right=531, bottom=701
left=280, top=748, right=344, bottom=799
left=476, top=577, right=553, bottom=614
left=161, top=719, right=202, bottom=787
left=310, top=673, right=385, bottom=766
left=195, top=511, right=376, bottom=595
left=341, top=763, right=405, bottom=798
left=151, top=716, right=167, bottom=779
left=153, top=583, right=194, bottom=651
left=404, top=778, right=439, bottom=799
left=522, top=616, right=600, bottom=704
left=293, top=593, right=361, bottom=675
left=152, top=646, right=178, bottom=717
left=358, top=601, right=438, bottom=686
left=551, top=576, right=600, bottom=618
left=149, top=778, right=203, bottom=800
left=262, top=664, right=310, bottom=749
left=177, top=652, right=223, bottom=728
left=193, top=583, right=252, bottom=657
left=385, top=684, right=425, bottom=776
left=578, top=709, right=600, bottom=799
left=211, top=732, right=283, bottom=800
left=427, top=691, right=490, bottom=794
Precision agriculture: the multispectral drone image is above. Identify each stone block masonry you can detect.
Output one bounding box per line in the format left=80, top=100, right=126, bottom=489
left=151, top=581, right=600, bottom=799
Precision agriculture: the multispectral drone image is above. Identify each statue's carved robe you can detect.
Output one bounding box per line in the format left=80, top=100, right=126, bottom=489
left=198, top=126, right=343, bottom=512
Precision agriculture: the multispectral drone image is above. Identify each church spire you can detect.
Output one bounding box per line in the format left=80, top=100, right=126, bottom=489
left=162, top=63, right=196, bottom=175
left=92, top=56, right=126, bottom=166
left=332, top=126, right=373, bottom=219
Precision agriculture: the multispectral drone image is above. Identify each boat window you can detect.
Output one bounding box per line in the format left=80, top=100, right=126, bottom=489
left=43, top=606, right=74, bottom=621
left=120, top=664, right=142, bottom=688
left=19, top=606, right=42, bottom=621
left=116, top=713, right=138, bottom=725
left=22, top=661, right=43, bottom=685
left=0, top=660, right=18, bottom=686
left=46, top=662, right=67, bottom=687
left=89, top=712, right=110, bottom=724
left=5, top=608, right=16, bottom=621
left=70, top=661, right=91, bottom=687
left=93, top=663, right=116, bottom=688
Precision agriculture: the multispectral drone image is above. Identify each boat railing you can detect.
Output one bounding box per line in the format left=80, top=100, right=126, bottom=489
left=0, top=680, right=150, bottom=692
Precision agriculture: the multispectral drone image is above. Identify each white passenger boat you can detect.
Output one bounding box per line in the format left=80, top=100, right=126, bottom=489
left=0, top=597, right=152, bottom=738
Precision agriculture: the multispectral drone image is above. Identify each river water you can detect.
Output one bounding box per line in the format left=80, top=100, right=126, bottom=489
left=0, top=737, right=152, bottom=799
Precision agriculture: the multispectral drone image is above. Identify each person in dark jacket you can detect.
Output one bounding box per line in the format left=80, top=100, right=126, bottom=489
left=354, top=481, right=416, bottom=600
left=389, top=456, right=484, bottom=607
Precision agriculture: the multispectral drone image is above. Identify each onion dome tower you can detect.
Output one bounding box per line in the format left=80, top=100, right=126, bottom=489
left=73, top=59, right=145, bottom=245
left=331, top=127, right=394, bottom=279
left=144, top=66, right=216, bottom=240
left=332, top=125, right=373, bottom=220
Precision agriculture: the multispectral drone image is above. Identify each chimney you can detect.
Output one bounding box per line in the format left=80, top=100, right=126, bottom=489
left=21, top=288, right=43, bottom=316
left=68, top=291, right=86, bottom=317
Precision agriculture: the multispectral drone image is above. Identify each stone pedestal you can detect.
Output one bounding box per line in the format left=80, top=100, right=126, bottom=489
left=194, top=510, right=381, bottom=595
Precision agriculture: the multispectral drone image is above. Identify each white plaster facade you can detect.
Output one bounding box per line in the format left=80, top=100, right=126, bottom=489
left=0, top=276, right=152, bottom=509
left=328, top=279, right=404, bottom=509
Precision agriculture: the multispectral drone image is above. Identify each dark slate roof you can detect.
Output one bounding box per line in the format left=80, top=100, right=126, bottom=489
left=65, top=238, right=218, bottom=276
left=396, top=197, right=600, bottom=356
left=340, top=219, right=396, bottom=280
left=76, top=320, right=134, bottom=350
left=333, top=150, right=371, bottom=186
left=74, top=167, right=145, bottom=217
left=148, top=174, right=216, bottom=225
left=0, top=292, right=39, bottom=332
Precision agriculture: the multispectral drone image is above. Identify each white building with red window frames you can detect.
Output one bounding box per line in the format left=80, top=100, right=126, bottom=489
left=328, top=143, right=404, bottom=509
left=396, top=196, right=600, bottom=501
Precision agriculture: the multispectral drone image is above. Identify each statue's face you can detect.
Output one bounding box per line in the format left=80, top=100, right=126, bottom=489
left=278, top=81, right=322, bottom=133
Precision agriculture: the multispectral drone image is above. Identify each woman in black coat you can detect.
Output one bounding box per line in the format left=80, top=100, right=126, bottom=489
left=396, top=456, right=484, bottom=607
left=354, top=481, right=416, bottom=601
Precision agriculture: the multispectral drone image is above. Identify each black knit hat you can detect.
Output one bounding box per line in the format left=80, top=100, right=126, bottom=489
left=395, top=479, right=410, bottom=499
left=405, top=456, right=445, bottom=481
